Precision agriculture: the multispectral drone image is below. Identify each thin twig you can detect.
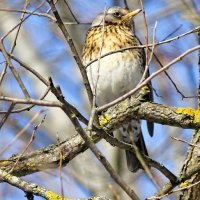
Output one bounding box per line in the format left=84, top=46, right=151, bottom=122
left=0, top=103, right=15, bottom=129
left=0, top=8, right=56, bottom=21
left=0, top=64, right=7, bottom=87
left=57, top=135, right=64, bottom=200
left=8, top=115, right=46, bottom=174
left=97, top=45, right=200, bottom=111
left=0, top=86, right=51, bottom=114
left=148, top=21, right=158, bottom=66
left=63, top=0, right=79, bottom=23
left=49, top=79, right=140, bottom=200
left=46, top=0, right=93, bottom=105
left=147, top=180, right=200, bottom=200
left=128, top=133, right=160, bottom=190
left=0, top=96, right=62, bottom=107
left=93, top=8, right=107, bottom=103
left=124, top=0, right=129, bottom=9
left=171, top=136, right=200, bottom=148
left=3, top=55, right=89, bottom=125
left=139, top=0, right=149, bottom=81
left=0, top=40, right=30, bottom=98
left=162, top=24, right=183, bottom=41
left=0, top=0, right=32, bottom=97
left=152, top=52, right=188, bottom=99
left=85, top=26, right=200, bottom=68
left=1, top=1, right=46, bottom=40
left=11, top=55, right=49, bottom=85
left=139, top=21, right=157, bottom=84
left=0, top=109, right=46, bottom=156
left=9, top=0, right=29, bottom=53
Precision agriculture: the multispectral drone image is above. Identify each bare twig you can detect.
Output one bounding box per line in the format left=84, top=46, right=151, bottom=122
left=0, top=86, right=51, bottom=114
left=0, top=40, right=30, bottom=98
left=162, top=24, right=183, bottom=41
left=148, top=21, right=158, bottom=66
left=0, top=169, right=69, bottom=199
left=139, top=21, right=157, bottom=84
left=63, top=0, right=79, bottom=23
left=46, top=0, right=93, bottom=105
left=124, top=0, right=129, bottom=9
left=9, top=0, right=29, bottom=53
left=49, top=78, right=140, bottom=200
left=9, top=115, right=46, bottom=174
left=57, top=135, right=64, bottom=200
left=152, top=52, right=189, bottom=99
left=85, top=26, right=200, bottom=68
left=147, top=180, right=200, bottom=200
left=0, top=109, right=45, bottom=155
left=139, top=0, right=149, bottom=82
left=0, top=8, right=56, bottom=21
left=128, top=134, right=160, bottom=190
left=1, top=1, right=46, bottom=40
left=0, top=64, right=7, bottom=87
left=0, top=103, right=15, bottom=129
left=98, top=45, right=200, bottom=111
left=171, top=136, right=200, bottom=148
left=8, top=55, right=89, bottom=125
left=0, top=96, right=62, bottom=107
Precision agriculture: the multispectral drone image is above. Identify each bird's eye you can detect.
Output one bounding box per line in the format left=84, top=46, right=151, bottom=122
left=113, top=11, right=120, bottom=17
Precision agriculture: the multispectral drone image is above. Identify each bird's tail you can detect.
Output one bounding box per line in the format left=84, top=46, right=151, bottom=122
left=120, top=120, right=148, bottom=172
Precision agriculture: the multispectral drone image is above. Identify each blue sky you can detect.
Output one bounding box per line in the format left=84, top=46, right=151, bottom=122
left=0, top=0, right=199, bottom=199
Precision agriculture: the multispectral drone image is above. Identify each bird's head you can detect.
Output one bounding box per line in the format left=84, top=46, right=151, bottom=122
left=91, top=6, right=142, bottom=27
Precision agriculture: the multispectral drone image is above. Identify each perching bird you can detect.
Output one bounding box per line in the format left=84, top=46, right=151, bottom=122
left=82, top=6, right=153, bottom=172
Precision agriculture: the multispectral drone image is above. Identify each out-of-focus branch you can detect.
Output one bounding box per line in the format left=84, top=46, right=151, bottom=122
left=0, top=169, right=111, bottom=200
left=49, top=79, right=140, bottom=200
left=1, top=87, right=200, bottom=178
left=46, top=0, right=93, bottom=105
left=148, top=180, right=200, bottom=200
left=0, top=8, right=56, bottom=21
left=147, top=164, right=200, bottom=199
left=0, top=96, right=62, bottom=107
left=0, top=40, right=30, bottom=98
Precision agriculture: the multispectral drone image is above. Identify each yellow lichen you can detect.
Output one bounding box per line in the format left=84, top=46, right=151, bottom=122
left=46, top=190, right=68, bottom=200
left=25, top=162, right=36, bottom=167
left=99, top=114, right=110, bottom=127
left=0, top=160, right=10, bottom=167
left=176, top=108, right=200, bottom=123
left=34, top=185, right=43, bottom=192
left=71, top=113, right=76, bottom=119
left=180, top=181, right=189, bottom=188
left=141, top=85, right=149, bottom=93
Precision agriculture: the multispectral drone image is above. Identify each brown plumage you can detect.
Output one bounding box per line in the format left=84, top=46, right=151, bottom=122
left=82, top=6, right=153, bottom=172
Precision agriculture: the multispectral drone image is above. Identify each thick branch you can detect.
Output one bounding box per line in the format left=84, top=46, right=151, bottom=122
left=1, top=87, right=200, bottom=177
left=0, top=133, right=98, bottom=177
left=99, top=87, right=200, bottom=131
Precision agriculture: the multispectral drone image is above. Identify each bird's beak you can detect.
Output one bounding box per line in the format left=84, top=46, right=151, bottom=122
left=121, top=9, right=142, bottom=22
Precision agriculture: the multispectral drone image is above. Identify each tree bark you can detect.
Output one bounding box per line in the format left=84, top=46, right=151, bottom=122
left=178, top=30, right=200, bottom=200
left=178, top=130, right=200, bottom=199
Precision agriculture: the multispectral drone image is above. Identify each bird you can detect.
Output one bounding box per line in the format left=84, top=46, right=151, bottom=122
left=82, top=6, right=153, bottom=172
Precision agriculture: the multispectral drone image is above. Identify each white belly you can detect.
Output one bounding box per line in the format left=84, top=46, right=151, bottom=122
left=86, top=51, right=143, bottom=106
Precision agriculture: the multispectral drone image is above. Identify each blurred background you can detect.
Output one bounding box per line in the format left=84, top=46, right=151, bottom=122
left=0, top=0, right=199, bottom=199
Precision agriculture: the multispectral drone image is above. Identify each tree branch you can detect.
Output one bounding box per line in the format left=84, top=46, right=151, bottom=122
left=1, top=87, right=199, bottom=179
left=0, top=169, right=111, bottom=200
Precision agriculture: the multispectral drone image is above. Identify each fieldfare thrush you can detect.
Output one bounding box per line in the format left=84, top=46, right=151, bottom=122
left=82, top=6, right=153, bottom=172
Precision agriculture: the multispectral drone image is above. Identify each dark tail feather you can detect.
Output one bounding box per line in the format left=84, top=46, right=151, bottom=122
left=125, top=132, right=148, bottom=172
